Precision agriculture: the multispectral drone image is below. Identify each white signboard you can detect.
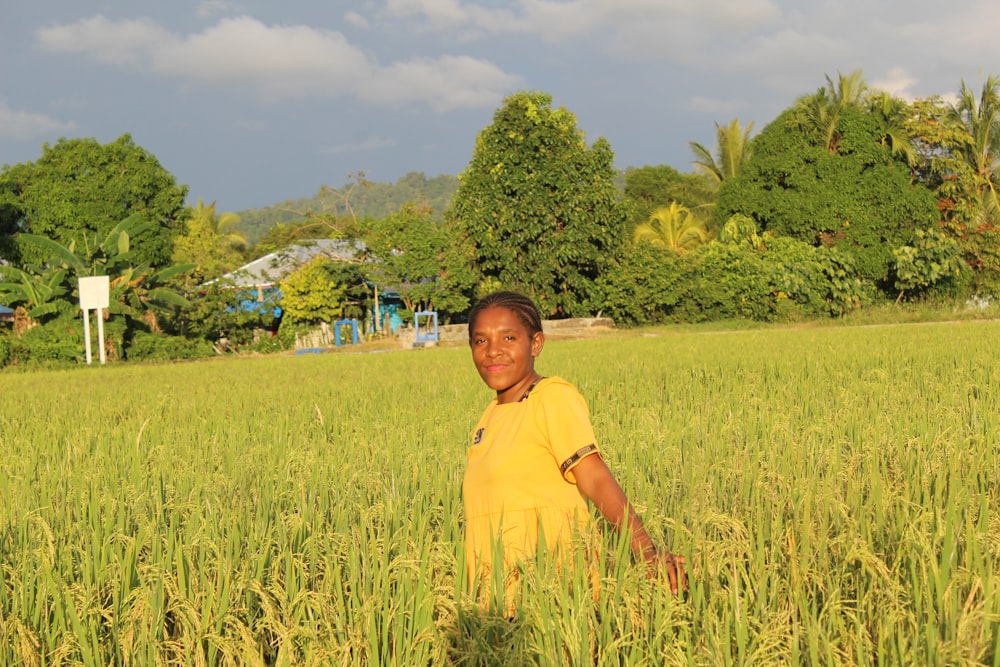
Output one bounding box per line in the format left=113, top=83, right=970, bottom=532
left=79, top=276, right=110, bottom=310
left=78, top=276, right=110, bottom=364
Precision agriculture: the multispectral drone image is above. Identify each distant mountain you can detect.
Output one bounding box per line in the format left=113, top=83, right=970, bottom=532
left=235, top=171, right=460, bottom=244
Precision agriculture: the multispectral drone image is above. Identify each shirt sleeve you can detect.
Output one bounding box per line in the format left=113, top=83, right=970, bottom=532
left=535, top=380, right=600, bottom=482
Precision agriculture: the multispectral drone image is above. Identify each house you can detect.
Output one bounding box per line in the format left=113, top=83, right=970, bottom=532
left=210, top=238, right=404, bottom=333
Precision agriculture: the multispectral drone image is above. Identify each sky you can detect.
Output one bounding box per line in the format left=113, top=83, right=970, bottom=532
left=1, top=0, right=997, bottom=214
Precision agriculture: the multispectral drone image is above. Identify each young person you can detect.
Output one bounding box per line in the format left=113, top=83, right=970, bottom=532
left=463, top=291, right=686, bottom=601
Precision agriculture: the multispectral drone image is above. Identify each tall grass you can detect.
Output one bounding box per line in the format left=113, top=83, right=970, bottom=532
left=0, top=321, right=997, bottom=665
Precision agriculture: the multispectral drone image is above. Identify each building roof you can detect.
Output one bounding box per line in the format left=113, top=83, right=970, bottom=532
left=213, top=238, right=365, bottom=289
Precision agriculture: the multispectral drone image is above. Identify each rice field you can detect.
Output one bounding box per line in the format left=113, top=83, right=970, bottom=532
left=0, top=320, right=997, bottom=666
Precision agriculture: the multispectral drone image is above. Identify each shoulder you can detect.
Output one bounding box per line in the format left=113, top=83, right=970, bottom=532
left=533, top=377, right=588, bottom=406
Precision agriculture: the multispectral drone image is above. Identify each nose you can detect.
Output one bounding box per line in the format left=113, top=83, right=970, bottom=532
left=484, top=338, right=502, bottom=357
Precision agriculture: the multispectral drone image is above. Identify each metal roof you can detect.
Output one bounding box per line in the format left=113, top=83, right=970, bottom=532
left=213, top=238, right=366, bottom=288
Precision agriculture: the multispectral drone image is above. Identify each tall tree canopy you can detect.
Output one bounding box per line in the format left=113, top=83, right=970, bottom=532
left=448, top=91, right=627, bottom=317
left=0, top=134, right=188, bottom=269
left=716, top=104, right=939, bottom=285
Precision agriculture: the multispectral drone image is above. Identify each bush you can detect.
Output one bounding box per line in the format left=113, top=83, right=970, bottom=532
left=126, top=331, right=214, bottom=361
left=597, top=230, right=870, bottom=326
left=0, top=334, right=10, bottom=368
left=592, top=244, right=681, bottom=326
left=5, top=316, right=83, bottom=367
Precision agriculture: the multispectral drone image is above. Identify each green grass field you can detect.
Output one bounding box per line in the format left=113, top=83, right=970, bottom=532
left=1, top=320, right=998, bottom=666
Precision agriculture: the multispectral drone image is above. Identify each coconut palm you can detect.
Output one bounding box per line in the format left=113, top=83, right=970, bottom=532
left=632, top=202, right=710, bottom=255
left=689, top=119, right=754, bottom=186
left=868, top=91, right=919, bottom=167
left=790, top=70, right=868, bottom=152
left=173, top=199, right=248, bottom=283
left=949, top=75, right=1000, bottom=223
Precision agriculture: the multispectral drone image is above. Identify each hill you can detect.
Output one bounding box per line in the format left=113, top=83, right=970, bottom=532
left=235, top=172, right=460, bottom=244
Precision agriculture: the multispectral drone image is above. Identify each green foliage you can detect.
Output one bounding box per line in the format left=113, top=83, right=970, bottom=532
left=892, top=227, right=968, bottom=298
left=9, top=216, right=193, bottom=324
left=449, top=91, right=628, bottom=317
left=689, top=118, right=754, bottom=185
left=175, top=281, right=280, bottom=348
left=597, top=219, right=867, bottom=326
left=172, top=199, right=247, bottom=285
left=591, top=243, right=681, bottom=326
left=126, top=331, right=214, bottom=361
left=622, top=165, right=715, bottom=233
left=362, top=204, right=474, bottom=318
left=3, top=313, right=82, bottom=367
left=632, top=202, right=710, bottom=254
left=716, top=106, right=939, bottom=286
left=0, top=134, right=189, bottom=269
left=278, top=257, right=351, bottom=325
left=0, top=264, right=74, bottom=322
left=0, top=333, right=10, bottom=368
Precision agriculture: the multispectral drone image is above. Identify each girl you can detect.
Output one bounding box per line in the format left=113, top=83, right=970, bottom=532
left=463, top=291, right=686, bottom=602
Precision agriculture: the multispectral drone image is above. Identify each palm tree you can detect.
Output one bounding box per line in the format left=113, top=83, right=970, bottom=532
left=689, top=119, right=754, bottom=186
left=790, top=70, right=868, bottom=152
left=173, top=200, right=248, bottom=282
left=949, top=75, right=1000, bottom=224
left=191, top=199, right=248, bottom=252
left=633, top=202, right=710, bottom=255
left=868, top=91, right=918, bottom=168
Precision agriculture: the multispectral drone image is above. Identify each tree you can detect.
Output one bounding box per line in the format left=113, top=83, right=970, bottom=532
left=716, top=105, right=939, bottom=286
left=0, top=134, right=189, bottom=269
left=448, top=91, right=628, bottom=317
left=892, top=227, right=967, bottom=301
left=622, top=165, right=715, bottom=232
left=689, top=119, right=755, bottom=185
left=949, top=75, right=1000, bottom=226
left=172, top=199, right=248, bottom=285
left=278, top=257, right=350, bottom=326
left=632, top=203, right=709, bottom=255
left=907, top=81, right=1000, bottom=295
left=362, top=204, right=474, bottom=319
left=8, top=215, right=193, bottom=328
left=789, top=70, right=868, bottom=153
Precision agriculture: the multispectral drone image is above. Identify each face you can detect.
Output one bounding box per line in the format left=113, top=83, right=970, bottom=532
left=469, top=305, right=545, bottom=404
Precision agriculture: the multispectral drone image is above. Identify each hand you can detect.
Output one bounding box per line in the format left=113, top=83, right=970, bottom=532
left=648, top=549, right=687, bottom=595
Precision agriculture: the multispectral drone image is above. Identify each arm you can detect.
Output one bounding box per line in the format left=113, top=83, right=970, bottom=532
left=572, top=454, right=686, bottom=593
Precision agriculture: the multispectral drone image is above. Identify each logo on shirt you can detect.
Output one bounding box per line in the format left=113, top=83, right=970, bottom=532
left=473, top=427, right=484, bottom=444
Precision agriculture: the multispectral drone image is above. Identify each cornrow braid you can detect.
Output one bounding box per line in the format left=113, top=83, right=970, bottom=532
left=468, top=291, right=543, bottom=340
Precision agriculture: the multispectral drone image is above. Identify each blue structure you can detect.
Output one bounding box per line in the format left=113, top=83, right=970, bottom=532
left=414, top=310, right=439, bottom=344
left=334, top=319, right=360, bottom=346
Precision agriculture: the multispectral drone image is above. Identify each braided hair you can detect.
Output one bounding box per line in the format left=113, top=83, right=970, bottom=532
left=467, top=291, right=543, bottom=341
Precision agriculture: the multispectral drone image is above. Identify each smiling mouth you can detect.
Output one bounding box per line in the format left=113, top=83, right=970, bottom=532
left=485, top=364, right=507, bottom=371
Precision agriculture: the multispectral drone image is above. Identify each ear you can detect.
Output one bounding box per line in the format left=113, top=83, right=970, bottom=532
left=530, top=331, right=545, bottom=357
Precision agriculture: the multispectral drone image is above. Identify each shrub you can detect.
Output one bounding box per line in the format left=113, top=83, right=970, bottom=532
left=126, top=332, right=214, bottom=361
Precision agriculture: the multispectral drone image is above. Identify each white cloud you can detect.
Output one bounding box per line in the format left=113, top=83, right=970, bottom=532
left=34, top=15, right=520, bottom=110
left=381, top=0, right=781, bottom=54
left=870, top=67, right=918, bottom=99
left=0, top=102, right=76, bottom=140
left=36, top=15, right=173, bottom=66
left=344, top=11, right=370, bottom=29
left=361, top=55, right=522, bottom=111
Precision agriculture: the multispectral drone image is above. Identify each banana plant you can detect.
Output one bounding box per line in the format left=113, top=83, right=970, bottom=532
left=4, top=214, right=194, bottom=325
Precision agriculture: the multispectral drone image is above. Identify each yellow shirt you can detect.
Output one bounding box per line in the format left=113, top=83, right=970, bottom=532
left=463, top=376, right=600, bottom=587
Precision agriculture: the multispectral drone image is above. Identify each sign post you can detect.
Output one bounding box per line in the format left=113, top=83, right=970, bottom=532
left=78, top=276, right=110, bottom=365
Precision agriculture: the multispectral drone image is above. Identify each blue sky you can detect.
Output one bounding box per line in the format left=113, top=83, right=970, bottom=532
left=1, top=0, right=996, bottom=213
